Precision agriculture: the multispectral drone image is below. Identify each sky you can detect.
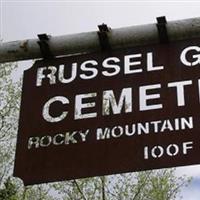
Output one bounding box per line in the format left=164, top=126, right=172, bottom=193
left=1, top=0, right=200, bottom=199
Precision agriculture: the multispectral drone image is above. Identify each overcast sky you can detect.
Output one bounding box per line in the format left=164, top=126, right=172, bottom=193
left=1, top=1, right=200, bottom=199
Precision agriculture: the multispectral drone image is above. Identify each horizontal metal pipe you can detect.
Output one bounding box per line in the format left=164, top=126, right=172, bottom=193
left=1, top=17, right=200, bottom=63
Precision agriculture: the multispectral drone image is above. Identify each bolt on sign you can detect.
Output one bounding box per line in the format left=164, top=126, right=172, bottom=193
left=14, top=38, right=200, bottom=185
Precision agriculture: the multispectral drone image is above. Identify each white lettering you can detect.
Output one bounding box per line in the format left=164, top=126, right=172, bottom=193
left=75, top=93, right=97, bottom=119
left=140, top=84, right=162, bottom=111
left=80, top=60, right=98, bottom=79
left=103, top=88, right=132, bottom=115
left=36, top=66, right=57, bottom=86
left=102, top=57, right=121, bottom=76
left=168, top=80, right=192, bottom=106
left=147, top=52, right=164, bottom=71
left=124, top=54, right=142, bottom=74
left=180, top=46, right=200, bottom=66
left=58, top=64, right=77, bottom=84
left=42, top=96, right=69, bottom=123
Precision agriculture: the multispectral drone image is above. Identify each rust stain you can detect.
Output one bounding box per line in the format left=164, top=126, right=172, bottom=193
left=20, top=40, right=29, bottom=52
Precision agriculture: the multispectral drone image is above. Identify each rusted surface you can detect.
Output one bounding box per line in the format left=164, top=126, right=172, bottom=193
left=14, top=37, right=200, bottom=185
left=20, top=40, right=29, bottom=52
left=1, top=17, right=200, bottom=63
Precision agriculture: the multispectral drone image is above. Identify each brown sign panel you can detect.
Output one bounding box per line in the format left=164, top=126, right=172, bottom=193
left=14, top=38, right=200, bottom=185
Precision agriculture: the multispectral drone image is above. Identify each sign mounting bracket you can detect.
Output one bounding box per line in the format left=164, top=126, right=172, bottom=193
left=37, top=34, right=54, bottom=59
left=97, top=24, right=111, bottom=51
left=156, top=16, right=169, bottom=44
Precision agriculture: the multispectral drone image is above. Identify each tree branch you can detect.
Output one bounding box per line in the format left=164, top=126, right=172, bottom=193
left=132, top=171, right=152, bottom=200
left=73, top=180, right=87, bottom=200
left=100, top=176, right=106, bottom=200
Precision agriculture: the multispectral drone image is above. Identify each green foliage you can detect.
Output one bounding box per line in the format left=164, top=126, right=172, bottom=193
left=51, top=170, right=191, bottom=200
left=0, top=63, right=20, bottom=185
left=0, top=63, right=55, bottom=199
left=0, top=178, right=18, bottom=200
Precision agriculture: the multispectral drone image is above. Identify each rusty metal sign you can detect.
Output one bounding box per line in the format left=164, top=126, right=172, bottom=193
left=14, top=38, right=200, bottom=185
